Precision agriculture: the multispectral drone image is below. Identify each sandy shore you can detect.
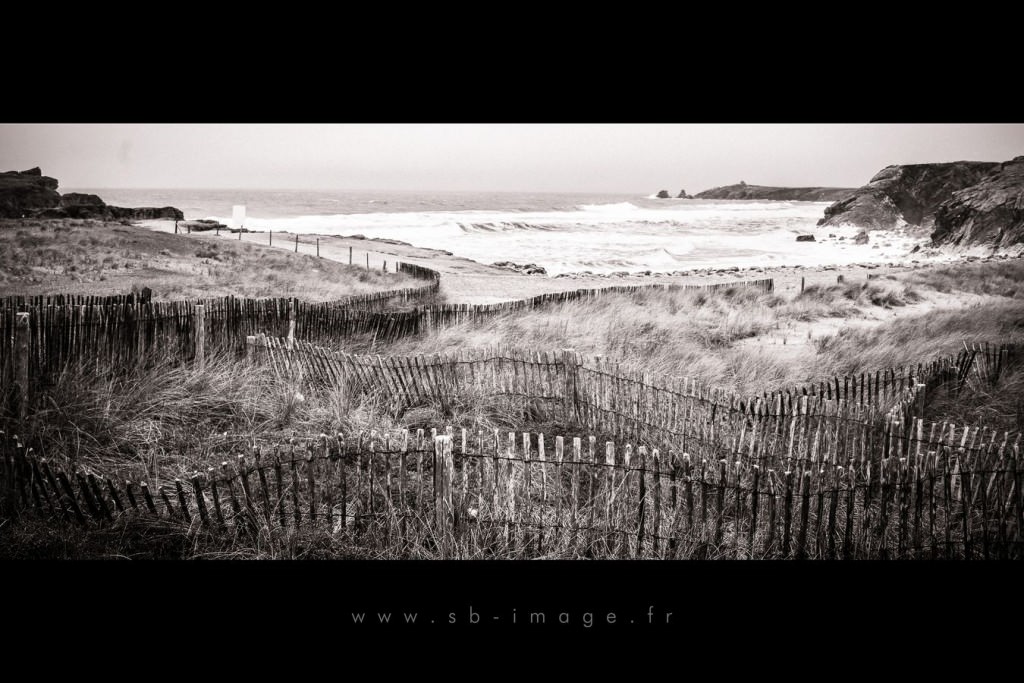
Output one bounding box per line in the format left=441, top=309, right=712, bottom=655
left=136, top=220, right=1020, bottom=305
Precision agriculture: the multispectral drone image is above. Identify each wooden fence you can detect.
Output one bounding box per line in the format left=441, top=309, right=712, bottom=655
left=254, top=337, right=1014, bottom=425
left=761, top=342, right=1017, bottom=407
left=0, top=289, right=153, bottom=308
left=2, top=424, right=1019, bottom=559
left=0, top=274, right=774, bottom=415
left=0, top=262, right=439, bottom=399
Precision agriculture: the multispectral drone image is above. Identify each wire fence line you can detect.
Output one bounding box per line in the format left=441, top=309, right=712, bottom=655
left=2, top=425, right=1020, bottom=559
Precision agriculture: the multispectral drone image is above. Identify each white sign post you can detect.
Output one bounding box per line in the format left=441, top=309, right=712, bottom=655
left=232, top=205, right=246, bottom=230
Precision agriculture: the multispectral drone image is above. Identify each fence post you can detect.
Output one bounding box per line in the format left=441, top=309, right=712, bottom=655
left=561, top=348, right=578, bottom=423
left=14, top=312, right=30, bottom=421
left=316, top=238, right=320, bottom=258
left=434, top=434, right=454, bottom=531
left=349, top=246, right=353, bottom=265
left=295, top=233, right=299, bottom=253
left=288, top=299, right=296, bottom=350
left=269, top=230, right=272, bottom=246
left=194, top=304, right=205, bottom=369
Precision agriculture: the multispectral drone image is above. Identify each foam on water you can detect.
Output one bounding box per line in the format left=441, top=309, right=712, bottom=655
left=198, top=201, right=932, bottom=276
left=73, top=188, right=934, bottom=276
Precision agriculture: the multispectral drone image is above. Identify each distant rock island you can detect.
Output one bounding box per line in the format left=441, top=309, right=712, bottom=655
left=654, top=189, right=691, bottom=199
left=692, top=181, right=851, bottom=200
left=0, top=167, right=183, bottom=220
left=693, top=181, right=854, bottom=201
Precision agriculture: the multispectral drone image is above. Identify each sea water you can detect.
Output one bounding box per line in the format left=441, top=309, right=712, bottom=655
left=71, top=188, right=925, bottom=275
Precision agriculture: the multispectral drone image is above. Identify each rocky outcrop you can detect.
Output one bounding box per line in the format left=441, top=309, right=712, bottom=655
left=1, top=167, right=183, bottom=220
left=930, top=156, right=1024, bottom=250
left=818, top=161, right=999, bottom=230
left=180, top=219, right=226, bottom=232
left=0, top=168, right=62, bottom=217
left=695, top=183, right=853, bottom=201
left=677, top=189, right=689, bottom=198
left=113, top=206, right=184, bottom=220
left=492, top=261, right=548, bottom=275
left=60, top=192, right=105, bottom=207
left=656, top=190, right=671, bottom=199
left=795, top=234, right=816, bottom=242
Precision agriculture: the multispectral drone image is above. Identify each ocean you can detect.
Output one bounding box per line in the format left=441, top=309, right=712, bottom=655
left=69, top=188, right=923, bottom=275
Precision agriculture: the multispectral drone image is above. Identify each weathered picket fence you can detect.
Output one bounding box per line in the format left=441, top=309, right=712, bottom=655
left=0, top=289, right=153, bottom=308
left=246, top=339, right=1017, bottom=465
left=0, top=274, right=774, bottom=416
left=2, top=424, right=1019, bottom=559
left=0, top=262, right=437, bottom=399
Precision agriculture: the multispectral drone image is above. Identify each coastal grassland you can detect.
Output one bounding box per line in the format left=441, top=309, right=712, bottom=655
left=354, top=276, right=1024, bottom=430
left=358, top=280, right=933, bottom=394
left=4, top=275, right=1023, bottom=558
left=0, top=345, right=436, bottom=559
left=0, top=218, right=412, bottom=300
left=5, top=252, right=1024, bottom=558
left=902, top=258, right=1024, bottom=298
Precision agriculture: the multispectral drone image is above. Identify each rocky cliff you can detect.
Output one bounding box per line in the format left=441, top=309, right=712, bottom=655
left=0, top=167, right=62, bottom=216
left=0, top=168, right=183, bottom=220
left=817, top=161, right=999, bottom=230
left=930, top=156, right=1024, bottom=250
left=694, top=183, right=853, bottom=201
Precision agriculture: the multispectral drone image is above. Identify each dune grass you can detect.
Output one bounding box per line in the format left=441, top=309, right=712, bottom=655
left=902, top=259, right=1024, bottom=298
left=357, top=281, right=931, bottom=396
left=5, top=251, right=1024, bottom=558
left=0, top=218, right=413, bottom=301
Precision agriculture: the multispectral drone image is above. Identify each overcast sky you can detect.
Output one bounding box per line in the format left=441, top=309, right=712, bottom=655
left=1, top=124, right=1021, bottom=193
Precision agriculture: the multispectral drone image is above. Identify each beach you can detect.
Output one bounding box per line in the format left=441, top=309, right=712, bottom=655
left=136, top=218, right=1016, bottom=305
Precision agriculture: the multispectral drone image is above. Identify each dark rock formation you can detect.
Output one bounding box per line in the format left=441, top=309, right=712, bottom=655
left=108, top=206, right=184, bottom=220
left=795, top=234, right=816, bottom=242
left=0, top=168, right=62, bottom=217
left=930, top=156, right=1024, bottom=250
left=853, top=231, right=869, bottom=245
left=656, top=190, right=671, bottom=199
left=180, top=219, right=226, bottom=232
left=60, top=192, right=105, bottom=207
left=492, top=261, right=548, bottom=275
left=818, top=161, right=999, bottom=230
left=677, top=189, right=689, bottom=198
left=1, top=167, right=183, bottom=220
left=39, top=202, right=183, bottom=221
left=694, top=184, right=853, bottom=201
